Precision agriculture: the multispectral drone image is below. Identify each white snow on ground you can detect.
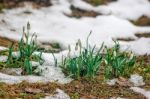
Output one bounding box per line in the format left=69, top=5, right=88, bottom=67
left=131, top=87, right=150, bottom=99
left=73, top=0, right=150, bottom=20
left=0, top=0, right=149, bottom=82
left=0, top=46, right=7, bottom=51
left=129, top=74, right=145, bottom=87
left=0, top=0, right=150, bottom=55
left=0, top=50, right=73, bottom=84
left=120, top=38, right=150, bottom=55
left=0, top=1, right=149, bottom=98
left=0, top=65, right=72, bottom=84
left=0, top=0, right=150, bottom=98
left=0, top=56, right=7, bottom=62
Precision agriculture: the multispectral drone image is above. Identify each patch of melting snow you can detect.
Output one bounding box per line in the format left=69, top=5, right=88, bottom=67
left=73, top=0, right=150, bottom=20
left=0, top=55, right=8, bottom=62
left=0, top=46, right=7, bottom=51
left=43, top=89, right=70, bottom=99
left=0, top=52, right=73, bottom=84
left=0, top=50, right=73, bottom=84
left=107, top=74, right=145, bottom=87
left=0, top=65, right=72, bottom=84
left=31, top=61, right=40, bottom=67
left=129, top=74, right=145, bottom=87
left=106, top=79, right=117, bottom=86
left=131, top=87, right=150, bottom=99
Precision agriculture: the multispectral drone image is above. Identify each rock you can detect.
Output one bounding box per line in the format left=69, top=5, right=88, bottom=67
left=129, top=74, right=145, bottom=87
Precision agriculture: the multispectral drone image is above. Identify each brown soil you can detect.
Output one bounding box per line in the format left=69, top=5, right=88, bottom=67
left=135, top=33, right=150, bottom=38
left=0, top=81, right=58, bottom=99
left=68, top=5, right=100, bottom=18
left=0, top=36, right=61, bottom=53
left=0, top=0, right=52, bottom=11
left=132, top=16, right=150, bottom=26
left=0, top=78, right=147, bottom=99
left=0, top=36, right=18, bottom=49
left=63, top=78, right=146, bottom=99
left=116, top=37, right=135, bottom=42
left=83, top=0, right=117, bottom=6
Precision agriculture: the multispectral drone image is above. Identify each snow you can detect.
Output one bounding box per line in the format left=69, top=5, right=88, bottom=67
left=0, top=46, right=7, bottom=51
left=120, top=38, right=150, bottom=55
left=129, top=74, right=145, bottom=86
left=0, top=56, right=8, bottom=62
left=73, top=0, right=150, bottom=20
left=0, top=0, right=149, bottom=98
left=0, top=0, right=149, bottom=92
left=0, top=0, right=150, bottom=55
left=106, top=79, right=117, bottom=86
left=0, top=65, right=72, bottom=84
left=131, top=87, right=150, bottom=99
